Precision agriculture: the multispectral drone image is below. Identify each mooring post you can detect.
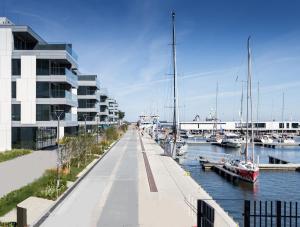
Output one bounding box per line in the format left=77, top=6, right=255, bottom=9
left=17, top=206, right=27, bottom=227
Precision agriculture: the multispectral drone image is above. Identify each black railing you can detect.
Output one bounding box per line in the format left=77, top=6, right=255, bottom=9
left=244, top=200, right=299, bottom=227
left=197, top=200, right=215, bottom=227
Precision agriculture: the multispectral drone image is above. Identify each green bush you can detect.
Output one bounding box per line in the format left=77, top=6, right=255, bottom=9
left=105, top=127, right=119, bottom=141
left=0, top=149, right=31, bottom=163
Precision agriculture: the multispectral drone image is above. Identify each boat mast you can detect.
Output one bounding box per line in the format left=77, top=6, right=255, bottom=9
left=249, top=41, right=254, bottom=162
left=214, top=82, right=219, bottom=135
left=240, top=81, right=244, bottom=134
left=281, top=92, right=285, bottom=136
left=245, top=36, right=252, bottom=162
left=256, top=81, right=260, bottom=136
left=171, top=11, right=179, bottom=140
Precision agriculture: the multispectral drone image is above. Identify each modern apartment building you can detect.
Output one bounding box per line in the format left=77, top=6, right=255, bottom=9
left=0, top=17, right=123, bottom=151
left=0, top=17, right=78, bottom=151
left=77, top=74, right=100, bottom=131
left=99, top=88, right=109, bottom=124
left=107, top=98, right=119, bottom=124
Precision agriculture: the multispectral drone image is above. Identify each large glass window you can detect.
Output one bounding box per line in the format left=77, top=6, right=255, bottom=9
left=12, top=59, right=21, bottom=75
left=36, top=59, right=50, bottom=75
left=36, top=82, right=50, bottom=98
left=292, top=123, right=299, bottom=128
left=12, top=82, right=16, bottom=98
left=279, top=123, right=284, bottom=128
left=12, top=104, right=21, bottom=121
left=36, top=104, right=50, bottom=121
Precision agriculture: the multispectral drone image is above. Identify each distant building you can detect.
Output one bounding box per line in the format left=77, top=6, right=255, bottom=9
left=107, top=98, right=119, bottom=124
left=180, top=121, right=300, bottom=134
left=77, top=74, right=100, bottom=131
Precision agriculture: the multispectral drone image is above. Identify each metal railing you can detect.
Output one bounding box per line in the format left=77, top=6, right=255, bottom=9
left=243, top=200, right=299, bottom=227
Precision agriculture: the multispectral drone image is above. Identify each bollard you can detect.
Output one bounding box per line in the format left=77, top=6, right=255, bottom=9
left=17, top=206, right=27, bottom=227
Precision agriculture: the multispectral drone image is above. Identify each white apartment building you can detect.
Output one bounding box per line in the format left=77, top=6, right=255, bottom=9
left=0, top=17, right=123, bottom=151
left=77, top=74, right=101, bottom=130
left=107, top=97, right=119, bottom=124
left=0, top=17, right=79, bottom=150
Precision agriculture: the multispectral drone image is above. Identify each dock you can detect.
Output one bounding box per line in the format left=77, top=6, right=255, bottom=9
left=255, top=142, right=300, bottom=148
left=212, top=165, right=240, bottom=183
left=268, top=155, right=291, bottom=164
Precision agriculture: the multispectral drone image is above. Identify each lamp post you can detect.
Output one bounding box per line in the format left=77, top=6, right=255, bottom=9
left=82, top=113, right=88, bottom=135
left=96, top=113, right=100, bottom=143
left=54, top=109, right=64, bottom=199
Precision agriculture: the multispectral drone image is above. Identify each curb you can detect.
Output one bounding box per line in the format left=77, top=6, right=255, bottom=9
left=32, top=139, right=120, bottom=227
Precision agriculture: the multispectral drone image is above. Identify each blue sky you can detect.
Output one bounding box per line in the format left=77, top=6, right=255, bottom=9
left=2, top=0, right=300, bottom=122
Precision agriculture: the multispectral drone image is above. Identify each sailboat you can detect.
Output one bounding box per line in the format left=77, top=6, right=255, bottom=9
left=223, top=37, right=259, bottom=183
left=278, top=92, right=296, bottom=144
left=164, top=11, right=187, bottom=157
left=207, top=83, right=223, bottom=144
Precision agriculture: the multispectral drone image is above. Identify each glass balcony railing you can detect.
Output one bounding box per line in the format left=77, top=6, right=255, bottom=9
left=64, top=113, right=77, bottom=122
left=51, top=90, right=77, bottom=103
left=34, top=43, right=78, bottom=61
left=65, top=68, right=78, bottom=88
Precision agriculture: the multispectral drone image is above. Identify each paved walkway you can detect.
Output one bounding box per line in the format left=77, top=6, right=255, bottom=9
left=0, top=150, right=57, bottom=197
left=39, top=128, right=237, bottom=227
left=41, top=129, right=139, bottom=227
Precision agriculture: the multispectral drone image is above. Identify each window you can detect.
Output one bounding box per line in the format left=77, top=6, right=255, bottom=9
left=12, top=59, right=21, bottom=75
left=36, top=105, right=50, bottom=121
left=287, top=123, right=290, bottom=128
left=36, top=82, right=50, bottom=98
left=292, top=123, right=299, bottom=129
left=12, top=104, right=21, bottom=121
left=279, top=123, right=284, bottom=128
left=36, top=59, right=50, bottom=75
left=12, top=82, right=16, bottom=98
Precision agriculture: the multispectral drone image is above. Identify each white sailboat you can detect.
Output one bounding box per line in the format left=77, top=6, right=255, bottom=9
left=223, top=37, right=259, bottom=183
left=164, top=12, right=187, bottom=157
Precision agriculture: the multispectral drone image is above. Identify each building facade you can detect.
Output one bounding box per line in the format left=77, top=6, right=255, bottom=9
left=0, top=17, right=79, bottom=150
left=0, top=17, right=123, bottom=151
left=180, top=121, right=300, bottom=134
left=77, top=74, right=100, bottom=131
left=107, top=98, right=119, bottom=124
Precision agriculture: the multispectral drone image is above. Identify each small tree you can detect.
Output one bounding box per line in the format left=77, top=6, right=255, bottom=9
left=118, top=111, right=125, bottom=120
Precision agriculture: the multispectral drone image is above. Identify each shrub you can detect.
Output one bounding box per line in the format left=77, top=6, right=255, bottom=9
left=0, top=149, right=31, bottom=163
left=105, top=127, right=119, bottom=141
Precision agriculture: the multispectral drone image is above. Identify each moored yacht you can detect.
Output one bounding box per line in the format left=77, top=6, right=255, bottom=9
left=224, top=159, right=259, bottom=182
left=223, top=37, right=259, bottom=183
left=278, top=135, right=296, bottom=144
left=221, top=133, right=242, bottom=148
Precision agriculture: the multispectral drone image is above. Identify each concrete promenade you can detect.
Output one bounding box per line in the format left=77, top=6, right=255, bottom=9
left=0, top=150, right=57, bottom=197
left=38, top=128, right=237, bottom=227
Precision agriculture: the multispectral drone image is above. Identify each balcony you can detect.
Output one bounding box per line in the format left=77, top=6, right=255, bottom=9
left=78, top=103, right=100, bottom=113
left=36, top=67, right=78, bottom=88
left=37, top=90, right=78, bottom=107
left=77, top=90, right=100, bottom=101
left=34, top=43, right=78, bottom=61
left=78, top=75, right=100, bottom=89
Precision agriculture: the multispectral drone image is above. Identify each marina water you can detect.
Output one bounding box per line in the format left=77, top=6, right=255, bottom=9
left=179, top=137, right=300, bottom=225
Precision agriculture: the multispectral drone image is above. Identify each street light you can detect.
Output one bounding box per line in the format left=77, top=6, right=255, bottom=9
left=81, top=113, right=88, bottom=135
left=96, top=112, right=100, bottom=143
left=54, top=109, right=64, bottom=199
